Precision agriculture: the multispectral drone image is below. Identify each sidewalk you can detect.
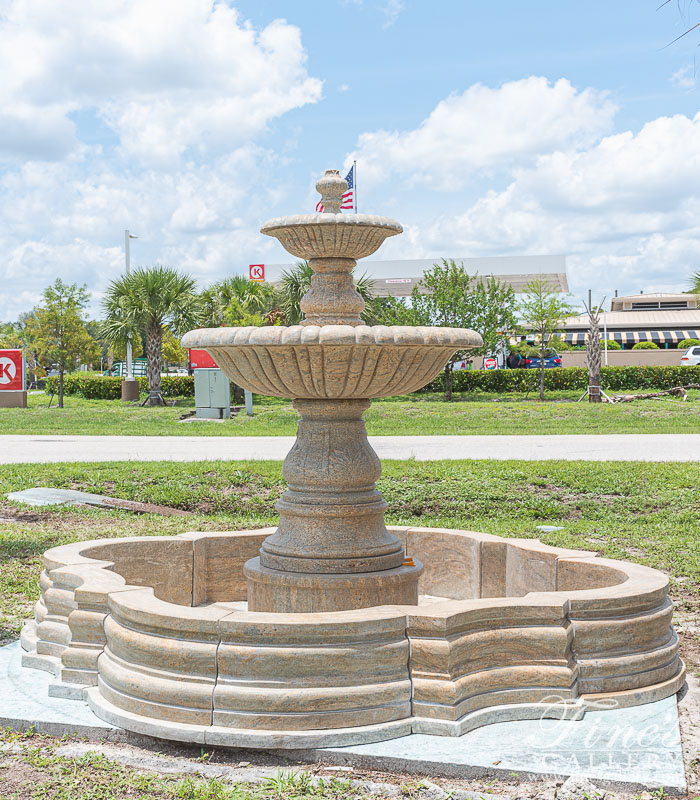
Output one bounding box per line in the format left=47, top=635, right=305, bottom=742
left=0, top=434, right=698, bottom=463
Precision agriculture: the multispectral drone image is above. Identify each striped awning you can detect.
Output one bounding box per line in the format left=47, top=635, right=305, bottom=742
left=564, top=330, right=700, bottom=346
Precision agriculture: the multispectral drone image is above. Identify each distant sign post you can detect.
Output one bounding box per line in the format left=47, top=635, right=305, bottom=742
left=0, top=349, right=27, bottom=408
left=249, top=264, right=265, bottom=282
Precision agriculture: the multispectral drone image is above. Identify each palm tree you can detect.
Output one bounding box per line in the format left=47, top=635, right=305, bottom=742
left=201, top=275, right=279, bottom=326
left=280, top=261, right=378, bottom=325
left=690, top=270, right=700, bottom=295
left=102, top=266, right=205, bottom=405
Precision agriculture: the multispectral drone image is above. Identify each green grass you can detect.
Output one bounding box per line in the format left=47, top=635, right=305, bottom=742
left=2, top=390, right=700, bottom=436
left=0, top=732, right=364, bottom=799
left=1, top=459, right=698, bottom=646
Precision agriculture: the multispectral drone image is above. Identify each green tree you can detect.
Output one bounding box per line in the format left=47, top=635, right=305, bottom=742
left=279, top=261, right=377, bottom=325
left=518, top=277, right=575, bottom=401
left=0, top=312, right=43, bottom=386
left=601, top=339, right=622, bottom=350
left=87, top=320, right=143, bottom=372
left=32, top=280, right=99, bottom=407
left=378, top=260, right=517, bottom=401
left=201, top=275, right=280, bottom=327
left=161, top=328, right=188, bottom=369
left=102, top=266, right=205, bottom=405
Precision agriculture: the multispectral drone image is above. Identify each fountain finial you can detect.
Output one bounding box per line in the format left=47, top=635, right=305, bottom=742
left=316, top=169, right=347, bottom=214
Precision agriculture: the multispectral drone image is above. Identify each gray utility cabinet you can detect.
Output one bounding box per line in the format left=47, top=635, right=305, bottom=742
left=194, top=368, right=230, bottom=419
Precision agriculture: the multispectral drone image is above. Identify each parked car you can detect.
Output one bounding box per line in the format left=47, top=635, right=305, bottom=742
left=524, top=349, right=562, bottom=369
left=680, top=345, right=700, bottom=366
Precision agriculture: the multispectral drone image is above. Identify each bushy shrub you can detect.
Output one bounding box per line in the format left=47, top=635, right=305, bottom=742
left=46, top=374, right=195, bottom=399
left=601, top=339, right=622, bottom=350
left=678, top=338, right=700, bottom=349
left=424, top=365, right=700, bottom=393
left=631, top=341, right=659, bottom=350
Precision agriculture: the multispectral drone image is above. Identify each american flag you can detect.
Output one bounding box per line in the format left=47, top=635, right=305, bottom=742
left=316, top=165, right=355, bottom=212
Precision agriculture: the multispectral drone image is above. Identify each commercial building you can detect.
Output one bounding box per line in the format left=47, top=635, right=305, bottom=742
left=262, top=254, right=568, bottom=296
left=563, top=293, right=700, bottom=349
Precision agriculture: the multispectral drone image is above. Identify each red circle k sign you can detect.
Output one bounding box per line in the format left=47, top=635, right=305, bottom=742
left=0, top=349, right=24, bottom=391
left=484, top=357, right=498, bottom=370
left=249, top=264, right=265, bottom=282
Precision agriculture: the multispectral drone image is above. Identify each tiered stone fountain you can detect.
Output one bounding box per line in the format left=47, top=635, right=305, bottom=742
left=186, top=169, right=480, bottom=615
left=20, top=171, right=685, bottom=749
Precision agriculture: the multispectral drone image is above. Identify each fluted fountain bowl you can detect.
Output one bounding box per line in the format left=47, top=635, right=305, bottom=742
left=260, top=213, right=402, bottom=260
left=181, top=324, right=482, bottom=399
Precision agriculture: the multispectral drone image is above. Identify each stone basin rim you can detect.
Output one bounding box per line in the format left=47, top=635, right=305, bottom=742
left=260, top=213, right=403, bottom=234
left=181, top=324, right=482, bottom=349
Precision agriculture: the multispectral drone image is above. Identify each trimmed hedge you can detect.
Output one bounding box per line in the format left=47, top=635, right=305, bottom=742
left=46, top=374, right=194, bottom=399
left=45, top=365, right=700, bottom=400
left=424, top=365, right=700, bottom=394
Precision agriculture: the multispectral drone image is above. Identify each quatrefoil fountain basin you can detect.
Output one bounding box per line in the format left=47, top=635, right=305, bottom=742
left=21, top=169, right=685, bottom=750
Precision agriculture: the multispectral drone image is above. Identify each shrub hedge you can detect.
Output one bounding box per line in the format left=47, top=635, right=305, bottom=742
left=46, top=365, right=700, bottom=400
left=424, top=365, right=700, bottom=393
left=46, top=374, right=195, bottom=399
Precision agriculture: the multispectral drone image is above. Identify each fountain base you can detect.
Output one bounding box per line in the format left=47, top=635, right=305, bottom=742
left=21, top=527, right=685, bottom=749
left=244, top=557, right=423, bottom=613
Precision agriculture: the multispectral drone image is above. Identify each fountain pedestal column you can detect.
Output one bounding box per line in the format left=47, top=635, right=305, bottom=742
left=245, top=398, right=422, bottom=612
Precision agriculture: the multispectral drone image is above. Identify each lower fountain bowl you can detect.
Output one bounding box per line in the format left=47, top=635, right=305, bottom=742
left=21, top=527, right=685, bottom=748
left=181, top=325, right=483, bottom=398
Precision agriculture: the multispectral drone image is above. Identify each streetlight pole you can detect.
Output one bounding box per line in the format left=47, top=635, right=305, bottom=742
left=125, top=230, right=135, bottom=378
left=121, top=230, right=139, bottom=401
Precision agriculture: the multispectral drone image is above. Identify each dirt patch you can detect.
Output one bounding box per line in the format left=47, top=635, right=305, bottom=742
left=0, top=506, right=54, bottom=524
left=526, top=483, right=624, bottom=505
left=0, top=755, right=47, bottom=798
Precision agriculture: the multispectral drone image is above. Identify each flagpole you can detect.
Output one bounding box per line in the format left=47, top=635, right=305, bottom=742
left=354, top=160, right=357, bottom=214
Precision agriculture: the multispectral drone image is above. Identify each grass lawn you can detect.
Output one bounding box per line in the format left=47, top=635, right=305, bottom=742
left=0, top=459, right=697, bottom=653
left=2, top=389, right=700, bottom=436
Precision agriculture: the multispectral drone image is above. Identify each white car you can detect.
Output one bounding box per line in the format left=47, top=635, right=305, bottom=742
left=680, top=345, right=700, bottom=365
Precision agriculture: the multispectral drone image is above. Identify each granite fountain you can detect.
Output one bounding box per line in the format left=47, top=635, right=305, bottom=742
left=21, top=170, right=685, bottom=748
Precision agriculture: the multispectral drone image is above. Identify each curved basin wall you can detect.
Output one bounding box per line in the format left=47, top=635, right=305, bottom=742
left=20, top=527, right=686, bottom=746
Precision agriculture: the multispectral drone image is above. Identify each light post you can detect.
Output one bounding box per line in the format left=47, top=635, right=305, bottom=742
left=121, top=230, right=140, bottom=401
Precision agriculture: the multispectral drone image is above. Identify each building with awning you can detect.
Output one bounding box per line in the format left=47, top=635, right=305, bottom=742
left=262, top=254, right=568, bottom=297
left=562, top=293, right=700, bottom=349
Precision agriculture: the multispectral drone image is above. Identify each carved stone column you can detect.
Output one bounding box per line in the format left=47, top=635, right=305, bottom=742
left=245, top=398, right=422, bottom=613
left=260, top=399, right=403, bottom=574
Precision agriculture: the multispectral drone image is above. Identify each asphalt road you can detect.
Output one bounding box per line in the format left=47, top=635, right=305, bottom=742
left=0, top=434, right=697, bottom=463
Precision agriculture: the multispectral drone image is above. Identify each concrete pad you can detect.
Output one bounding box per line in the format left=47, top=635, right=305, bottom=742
left=7, top=487, right=110, bottom=506
left=323, top=696, right=686, bottom=793
left=0, top=642, right=686, bottom=792
left=0, top=641, right=117, bottom=739
left=6, top=487, right=189, bottom=516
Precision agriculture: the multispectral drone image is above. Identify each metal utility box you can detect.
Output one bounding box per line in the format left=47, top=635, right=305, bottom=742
left=194, top=368, right=230, bottom=419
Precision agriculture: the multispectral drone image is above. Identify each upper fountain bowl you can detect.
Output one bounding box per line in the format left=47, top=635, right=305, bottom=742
left=260, top=213, right=402, bottom=261
left=261, top=169, right=401, bottom=261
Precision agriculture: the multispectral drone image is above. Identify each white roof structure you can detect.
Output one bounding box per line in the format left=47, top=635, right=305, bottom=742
left=563, top=293, right=700, bottom=346
left=262, top=254, right=568, bottom=296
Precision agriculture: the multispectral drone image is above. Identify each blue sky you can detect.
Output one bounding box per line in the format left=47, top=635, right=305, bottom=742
left=1, top=0, right=699, bottom=320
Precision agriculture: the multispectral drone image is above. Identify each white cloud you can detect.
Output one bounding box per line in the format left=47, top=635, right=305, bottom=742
left=0, top=0, right=323, bottom=166
left=419, top=112, right=700, bottom=297
left=671, top=64, right=696, bottom=89
left=0, top=0, right=323, bottom=320
left=382, top=0, right=405, bottom=29
left=350, top=77, right=616, bottom=191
